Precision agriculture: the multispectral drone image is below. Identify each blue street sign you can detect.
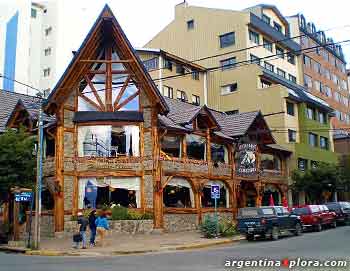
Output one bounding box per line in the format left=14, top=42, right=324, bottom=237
left=15, top=192, right=33, bottom=202
left=211, top=185, right=220, bottom=199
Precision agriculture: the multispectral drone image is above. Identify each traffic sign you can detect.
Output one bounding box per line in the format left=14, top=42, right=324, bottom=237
left=15, top=192, right=33, bottom=202
left=211, top=184, right=220, bottom=199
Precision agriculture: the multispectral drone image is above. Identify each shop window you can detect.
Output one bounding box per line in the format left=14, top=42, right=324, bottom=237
left=211, top=143, right=228, bottom=163
left=186, top=134, right=206, bottom=160
left=163, top=178, right=194, bottom=208
left=201, top=181, right=229, bottom=208
left=260, top=154, right=281, bottom=171
left=78, top=125, right=140, bottom=157
left=161, top=136, right=181, bottom=158
left=79, top=177, right=141, bottom=209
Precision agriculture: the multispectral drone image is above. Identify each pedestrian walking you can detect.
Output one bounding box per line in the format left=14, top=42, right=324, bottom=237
left=95, top=213, right=109, bottom=247
left=88, top=209, right=97, bottom=247
left=73, top=212, right=88, bottom=249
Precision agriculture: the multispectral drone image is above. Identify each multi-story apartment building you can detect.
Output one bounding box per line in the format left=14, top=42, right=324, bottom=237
left=0, top=1, right=94, bottom=96
left=137, top=48, right=206, bottom=106
left=144, top=3, right=339, bottom=204
left=288, top=14, right=349, bottom=130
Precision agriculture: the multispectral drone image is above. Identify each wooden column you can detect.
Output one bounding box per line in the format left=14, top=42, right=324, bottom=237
left=181, top=135, right=187, bottom=159
left=13, top=200, right=20, bottom=241
left=206, top=128, right=211, bottom=162
left=55, top=108, right=64, bottom=232
left=152, top=108, right=163, bottom=229
left=72, top=89, right=78, bottom=215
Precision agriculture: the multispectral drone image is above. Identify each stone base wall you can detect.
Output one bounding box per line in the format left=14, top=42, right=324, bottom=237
left=20, top=214, right=55, bottom=240
left=202, top=212, right=233, bottom=222
left=163, top=214, right=198, bottom=232
left=64, top=219, right=153, bottom=236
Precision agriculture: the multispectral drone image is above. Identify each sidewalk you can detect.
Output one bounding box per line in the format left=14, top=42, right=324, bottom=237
left=2, top=231, right=243, bottom=257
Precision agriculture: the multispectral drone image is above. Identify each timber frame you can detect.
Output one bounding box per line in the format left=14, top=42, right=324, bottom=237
left=6, top=5, right=292, bottom=234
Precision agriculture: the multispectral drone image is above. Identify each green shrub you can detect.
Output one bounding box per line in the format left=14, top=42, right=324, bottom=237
left=219, top=217, right=238, bottom=237
left=128, top=210, right=143, bottom=220
left=141, top=212, right=153, bottom=220
left=111, top=206, right=129, bottom=220
left=200, top=214, right=218, bottom=238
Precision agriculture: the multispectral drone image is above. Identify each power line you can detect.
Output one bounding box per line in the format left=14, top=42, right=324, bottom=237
left=0, top=73, right=41, bottom=92
left=80, top=39, right=350, bottom=95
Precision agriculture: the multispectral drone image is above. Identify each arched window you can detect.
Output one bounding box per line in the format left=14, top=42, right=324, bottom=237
left=201, top=181, right=229, bottom=208
left=300, top=15, right=306, bottom=29
left=163, top=178, right=194, bottom=208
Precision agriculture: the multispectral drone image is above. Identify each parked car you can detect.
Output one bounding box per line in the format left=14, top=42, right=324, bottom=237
left=237, top=206, right=303, bottom=241
left=325, top=202, right=350, bottom=225
left=292, top=205, right=336, bottom=231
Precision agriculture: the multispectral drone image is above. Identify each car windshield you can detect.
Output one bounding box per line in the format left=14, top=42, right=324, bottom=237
left=340, top=202, right=350, bottom=210
left=292, top=207, right=309, bottom=215
left=261, top=208, right=274, bottom=215
left=310, top=205, right=320, bottom=213
left=240, top=209, right=258, bottom=217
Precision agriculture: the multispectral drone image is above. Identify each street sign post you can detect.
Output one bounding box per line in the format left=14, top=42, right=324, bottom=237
left=211, top=184, right=220, bottom=238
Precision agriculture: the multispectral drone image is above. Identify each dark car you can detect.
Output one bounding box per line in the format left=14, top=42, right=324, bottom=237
left=325, top=202, right=350, bottom=225
left=237, top=206, right=303, bottom=241
left=292, top=205, right=336, bottom=231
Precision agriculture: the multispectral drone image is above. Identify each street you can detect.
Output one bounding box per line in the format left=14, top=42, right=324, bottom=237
left=1, top=226, right=349, bottom=271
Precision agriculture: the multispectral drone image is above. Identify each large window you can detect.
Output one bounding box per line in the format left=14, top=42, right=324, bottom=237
left=187, top=19, right=194, bottom=30
left=263, top=38, right=273, bottom=52
left=306, top=107, right=315, bottom=120
left=220, top=57, right=236, bottom=70
left=320, top=137, right=329, bottom=150
left=143, top=57, right=158, bottom=71
left=288, top=129, right=297, bottom=142
left=186, top=134, right=206, bottom=160
left=177, top=90, right=188, bottom=102
left=262, top=14, right=271, bottom=25
left=277, top=68, right=286, bottom=78
left=163, top=86, right=174, bottom=99
left=286, top=101, right=295, bottom=116
left=211, top=143, right=228, bottom=163
left=298, top=158, right=308, bottom=171
left=303, top=55, right=311, bottom=68
left=319, top=112, right=327, bottom=124
left=192, top=95, right=200, bottom=106
left=287, top=53, right=296, bottom=65
left=78, top=125, right=140, bottom=157
left=219, top=32, right=235, bottom=48
left=79, top=177, right=141, bottom=209
left=273, top=22, right=283, bottom=33
left=260, top=154, right=281, bottom=171
left=221, top=83, right=238, bottom=95
left=161, top=136, right=181, bottom=158
left=249, top=30, right=260, bottom=44
left=304, top=74, right=312, bottom=89
left=163, top=178, right=194, bottom=208
left=308, top=133, right=318, bottom=147
left=201, top=181, right=229, bottom=208
left=276, top=46, right=284, bottom=59
left=264, top=62, right=274, bottom=72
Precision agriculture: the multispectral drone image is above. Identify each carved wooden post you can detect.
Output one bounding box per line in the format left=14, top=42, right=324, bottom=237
left=55, top=107, right=64, bottom=232
left=181, top=135, right=187, bottom=159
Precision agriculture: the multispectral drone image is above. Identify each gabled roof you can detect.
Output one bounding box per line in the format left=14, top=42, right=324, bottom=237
left=160, top=97, right=274, bottom=142
left=0, top=90, right=41, bottom=132
left=44, top=4, right=169, bottom=114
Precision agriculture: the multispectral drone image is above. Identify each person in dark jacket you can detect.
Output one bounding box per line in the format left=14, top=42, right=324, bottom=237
left=88, top=209, right=97, bottom=247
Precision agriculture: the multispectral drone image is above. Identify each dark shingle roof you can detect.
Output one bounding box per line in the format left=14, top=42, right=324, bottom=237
left=0, top=90, right=41, bottom=132
left=161, top=97, right=262, bottom=139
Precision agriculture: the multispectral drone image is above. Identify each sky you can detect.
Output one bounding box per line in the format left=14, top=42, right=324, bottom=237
left=63, top=0, right=350, bottom=64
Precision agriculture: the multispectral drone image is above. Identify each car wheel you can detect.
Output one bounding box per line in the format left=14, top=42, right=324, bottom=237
left=246, top=234, right=254, bottom=241
left=331, top=221, right=337, bottom=228
left=315, top=223, right=322, bottom=232
left=295, top=223, right=302, bottom=236
left=271, top=226, right=279, bottom=241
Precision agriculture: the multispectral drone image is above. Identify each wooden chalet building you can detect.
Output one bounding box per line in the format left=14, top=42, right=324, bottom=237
left=7, top=5, right=291, bottom=234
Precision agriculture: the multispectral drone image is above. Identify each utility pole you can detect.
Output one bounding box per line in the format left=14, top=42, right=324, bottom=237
left=34, top=105, right=44, bottom=249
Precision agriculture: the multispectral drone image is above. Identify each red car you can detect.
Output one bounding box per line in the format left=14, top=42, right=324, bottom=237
left=292, top=205, right=336, bottom=231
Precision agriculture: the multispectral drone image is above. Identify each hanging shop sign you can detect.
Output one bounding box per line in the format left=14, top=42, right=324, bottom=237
left=236, top=144, right=257, bottom=176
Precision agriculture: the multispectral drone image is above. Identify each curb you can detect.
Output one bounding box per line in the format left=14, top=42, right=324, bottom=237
left=20, top=236, right=244, bottom=257
left=0, top=246, right=28, bottom=254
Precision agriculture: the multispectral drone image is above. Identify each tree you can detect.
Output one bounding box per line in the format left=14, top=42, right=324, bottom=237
left=0, top=128, right=36, bottom=202
left=292, top=162, right=341, bottom=204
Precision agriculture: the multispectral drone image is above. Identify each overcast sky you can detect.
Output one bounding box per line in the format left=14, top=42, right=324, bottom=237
left=70, top=0, right=350, bottom=64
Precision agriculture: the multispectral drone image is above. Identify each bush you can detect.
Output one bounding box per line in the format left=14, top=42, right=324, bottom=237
left=111, top=206, right=129, bottom=220
left=200, top=214, right=218, bottom=238
left=141, top=212, right=153, bottom=220
left=127, top=210, right=143, bottom=220
left=200, top=215, right=238, bottom=238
